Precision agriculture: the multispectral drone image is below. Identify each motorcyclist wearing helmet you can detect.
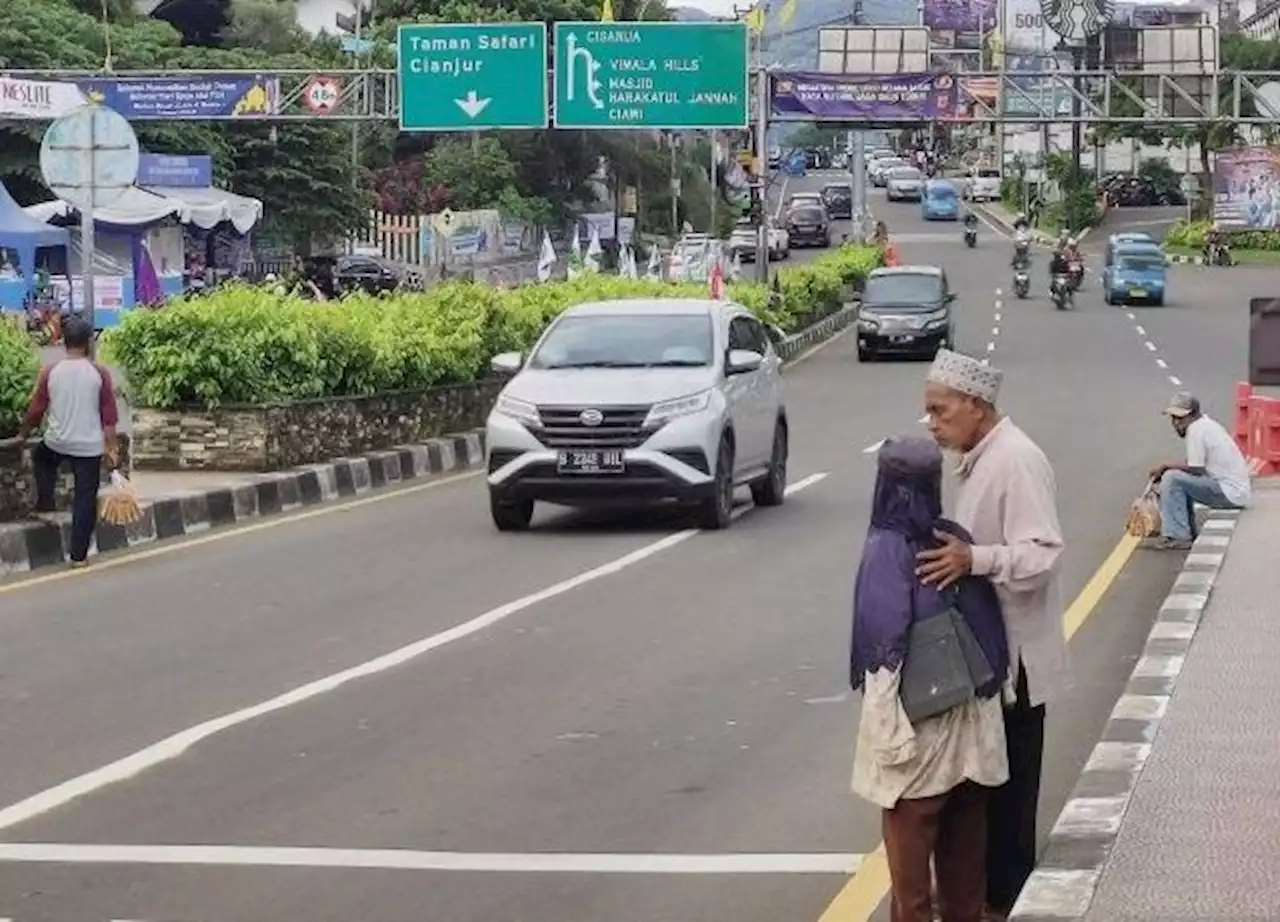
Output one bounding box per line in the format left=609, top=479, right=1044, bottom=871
left=1011, top=229, right=1031, bottom=270
left=1012, top=212, right=1030, bottom=232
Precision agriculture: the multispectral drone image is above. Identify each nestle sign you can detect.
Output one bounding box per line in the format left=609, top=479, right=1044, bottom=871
left=0, top=77, right=86, bottom=119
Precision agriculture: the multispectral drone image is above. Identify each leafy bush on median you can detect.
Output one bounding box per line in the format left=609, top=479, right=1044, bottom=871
left=0, top=319, right=40, bottom=438
left=1164, top=219, right=1280, bottom=251
left=103, top=244, right=883, bottom=410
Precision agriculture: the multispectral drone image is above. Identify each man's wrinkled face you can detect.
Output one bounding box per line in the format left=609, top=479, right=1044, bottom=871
left=925, top=382, right=988, bottom=452
left=1172, top=415, right=1192, bottom=437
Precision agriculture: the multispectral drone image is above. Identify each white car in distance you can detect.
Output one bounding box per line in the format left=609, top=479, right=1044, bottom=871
left=886, top=166, right=925, bottom=202
left=964, top=167, right=1002, bottom=202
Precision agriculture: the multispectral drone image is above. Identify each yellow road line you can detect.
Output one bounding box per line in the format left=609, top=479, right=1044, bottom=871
left=817, top=532, right=1142, bottom=922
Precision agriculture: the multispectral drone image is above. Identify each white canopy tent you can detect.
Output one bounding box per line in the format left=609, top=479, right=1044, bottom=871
left=23, top=185, right=263, bottom=233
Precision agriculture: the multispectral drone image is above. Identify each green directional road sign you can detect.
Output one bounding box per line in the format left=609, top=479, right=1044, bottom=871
left=553, top=22, right=749, bottom=130
left=397, top=23, right=548, bottom=131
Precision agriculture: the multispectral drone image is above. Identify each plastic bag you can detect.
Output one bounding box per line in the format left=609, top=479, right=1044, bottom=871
left=99, top=470, right=143, bottom=526
left=1125, top=484, right=1162, bottom=538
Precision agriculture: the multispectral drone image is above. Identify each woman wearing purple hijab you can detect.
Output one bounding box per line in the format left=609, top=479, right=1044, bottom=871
left=850, top=437, right=1010, bottom=922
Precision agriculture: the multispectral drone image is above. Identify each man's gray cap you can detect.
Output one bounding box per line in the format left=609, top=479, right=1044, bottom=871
left=1164, top=391, right=1201, bottom=418
left=926, top=348, right=1003, bottom=403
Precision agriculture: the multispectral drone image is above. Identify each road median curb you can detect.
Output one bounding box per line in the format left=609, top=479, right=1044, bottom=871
left=0, top=303, right=856, bottom=580
left=1008, top=510, right=1242, bottom=921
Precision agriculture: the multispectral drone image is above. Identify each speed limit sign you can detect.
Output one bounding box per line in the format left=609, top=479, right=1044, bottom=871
left=303, top=77, right=341, bottom=114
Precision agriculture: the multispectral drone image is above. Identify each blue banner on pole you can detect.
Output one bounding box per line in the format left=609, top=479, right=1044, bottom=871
left=136, top=154, right=213, bottom=187
left=78, top=76, right=279, bottom=119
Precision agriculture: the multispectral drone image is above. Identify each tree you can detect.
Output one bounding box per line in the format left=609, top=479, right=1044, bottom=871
left=0, top=0, right=370, bottom=248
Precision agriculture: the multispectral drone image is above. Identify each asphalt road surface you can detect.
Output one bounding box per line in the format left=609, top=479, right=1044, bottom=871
left=0, top=171, right=1260, bottom=922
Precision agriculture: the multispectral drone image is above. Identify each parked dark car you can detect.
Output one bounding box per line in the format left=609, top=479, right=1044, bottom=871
left=855, top=265, right=955, bottom=362
left=821, top=182, right=853, bottom=219
left=786, top=204, right=831, bottom=248
left=1099, top=173, right=1186, bottom=207
left=334, top=255, right=401, bottom=295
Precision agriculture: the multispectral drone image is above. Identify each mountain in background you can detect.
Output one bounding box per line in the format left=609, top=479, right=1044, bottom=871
left=670, top=5, right=716, bottom=18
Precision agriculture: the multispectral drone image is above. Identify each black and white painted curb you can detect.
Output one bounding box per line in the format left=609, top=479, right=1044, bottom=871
left=0, top=432, right=489, bottom=579
left=1008, top=509, right=1241, bottom=922
left=0, top=305, right=856, bottom=580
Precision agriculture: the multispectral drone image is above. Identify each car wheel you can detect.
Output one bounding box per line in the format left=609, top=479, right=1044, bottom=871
left=751, top=419, right=788, bottom=508
left=857, top=346, right=875, bottom=362
left=490, top=492, right=534, bottom=531
left=1102, top=290, right=1112, bottom=305
left=696, top=435, right=736, bottom=530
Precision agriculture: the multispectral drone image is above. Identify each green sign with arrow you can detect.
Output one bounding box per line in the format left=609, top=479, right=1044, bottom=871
left=397, top=23, right=549, bottom=131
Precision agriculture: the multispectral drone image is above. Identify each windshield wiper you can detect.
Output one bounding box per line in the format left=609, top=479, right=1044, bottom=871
left=541, top=360, right=647, bottom=369
left=643, top=359, right=708, bottom=367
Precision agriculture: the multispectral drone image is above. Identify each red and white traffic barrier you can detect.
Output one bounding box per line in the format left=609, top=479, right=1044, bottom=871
left=1235, top=382, right=1280, bottom=477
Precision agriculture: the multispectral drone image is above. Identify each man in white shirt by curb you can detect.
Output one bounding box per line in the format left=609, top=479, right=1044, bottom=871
left=1148, top=392, right=1251, bottom=551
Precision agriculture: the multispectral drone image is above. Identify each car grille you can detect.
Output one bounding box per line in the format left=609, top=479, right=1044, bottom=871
left=533, top=405, right=653, bottom=449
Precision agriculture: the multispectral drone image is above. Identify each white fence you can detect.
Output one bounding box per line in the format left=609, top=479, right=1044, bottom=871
left=354, top=209, right=538, bottom=266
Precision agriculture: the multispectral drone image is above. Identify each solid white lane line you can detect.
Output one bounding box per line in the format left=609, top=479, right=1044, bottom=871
left=0, top=844, right=864, bottom=875
left=0, top=474, right=829, bottom=833
left=1145, top=341, right=1157, bottom=352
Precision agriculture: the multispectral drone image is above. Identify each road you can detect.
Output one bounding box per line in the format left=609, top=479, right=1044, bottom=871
left=0, top=169, right=1259, bottom=922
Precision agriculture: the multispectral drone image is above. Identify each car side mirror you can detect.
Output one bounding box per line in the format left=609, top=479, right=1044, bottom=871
left=945, top=292, right=956, bottom=304
left=490, top=352, right=523, bottom=374
left=726, top=349, right=765, bottom=374
left=766, top=324, right=787, bottom=344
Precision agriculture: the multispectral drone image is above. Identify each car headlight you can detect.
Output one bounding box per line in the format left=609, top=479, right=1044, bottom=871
left=494, top=394, right=541, bottom=428
left=857, top=316, right=880, bottom=331
left=923, top=309, right=949, bottom=329
left=644, top=390, right=712, bottom=427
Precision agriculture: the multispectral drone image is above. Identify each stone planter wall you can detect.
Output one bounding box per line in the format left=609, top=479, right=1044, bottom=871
left=132, top=379, right=506, bottom=472
left=0, top=435, right=132, bottom=523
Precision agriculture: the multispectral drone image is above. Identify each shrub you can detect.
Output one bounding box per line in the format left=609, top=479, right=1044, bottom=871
left=1165, top=219, right=1280, bottom=251
left=103, top=245, right=883, bottom=410
left=0, top=319, right=40, bottom=438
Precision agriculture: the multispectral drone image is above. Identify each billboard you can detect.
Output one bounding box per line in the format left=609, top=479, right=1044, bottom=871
left=771, top=72, right=959, bottom=121
left=924, top=0, right=998, bottom=50
left=78, top=76, right=279, bottom=119
left=1213, top=147, right=1280, bottom=230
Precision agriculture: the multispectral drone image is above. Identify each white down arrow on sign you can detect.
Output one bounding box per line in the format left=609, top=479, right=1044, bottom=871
left=455, top=91, right=492, bottom=119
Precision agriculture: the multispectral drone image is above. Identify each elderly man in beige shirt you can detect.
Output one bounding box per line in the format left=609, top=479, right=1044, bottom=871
left=915, top=349, right=1067, bottom=922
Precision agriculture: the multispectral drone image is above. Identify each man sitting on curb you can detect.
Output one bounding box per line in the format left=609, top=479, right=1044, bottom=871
left=13, top=317, right=120, bottom=568
left=1148, top=392, right=1250, bottom=550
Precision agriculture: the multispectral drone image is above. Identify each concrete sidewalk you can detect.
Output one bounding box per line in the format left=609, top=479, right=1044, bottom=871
left=1010, top=486, right=1277, bottom=922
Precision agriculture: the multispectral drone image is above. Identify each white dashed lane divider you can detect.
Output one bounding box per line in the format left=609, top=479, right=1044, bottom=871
left=1124, top=309, right=1184, bottom=388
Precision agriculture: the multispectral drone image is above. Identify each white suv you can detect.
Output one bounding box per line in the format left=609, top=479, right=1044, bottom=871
left=485, top=299, right=789, bottom=531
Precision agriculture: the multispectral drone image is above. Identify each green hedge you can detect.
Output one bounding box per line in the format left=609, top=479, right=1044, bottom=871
left=1165, top=219, right=1280, bottom=251
left=0, top=320, right=40, bottom=439
left=104, top=245, right=883, bottom=410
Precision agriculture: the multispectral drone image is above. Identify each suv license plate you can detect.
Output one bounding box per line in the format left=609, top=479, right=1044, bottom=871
left=890, top=334, right=915, bottom=344
left=557, top=449, right=625, bottom=474
left=1129, top=288, right=1147, bottom=298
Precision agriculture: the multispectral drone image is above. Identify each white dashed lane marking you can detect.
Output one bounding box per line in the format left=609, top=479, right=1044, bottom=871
left=1122, top=309, right=1184, bottom=389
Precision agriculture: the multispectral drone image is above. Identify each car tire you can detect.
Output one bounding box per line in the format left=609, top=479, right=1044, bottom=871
left=857, top=346, right=875, bottom=362
left=697, top=435, right=736, bottom=530
left=751, top=419, right=788, bottom=508
left=1102, top=290, right=1112, bottom=305
left=490, top=493, right=534, bottom=531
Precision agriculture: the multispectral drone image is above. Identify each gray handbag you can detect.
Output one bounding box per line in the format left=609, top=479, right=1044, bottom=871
left=900, top=600, right=995, bottom=724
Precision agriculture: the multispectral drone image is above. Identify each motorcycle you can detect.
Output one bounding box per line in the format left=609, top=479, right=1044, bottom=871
left=1013, top=266, right=1030, bottom=299
left=1067, top=259, right=1084, bottom=291
left=963, top=227, right=977, bottom=248
left=1050, top=274, right=1073, bottom=310
left=1203, top=242, right=1233, bottom=267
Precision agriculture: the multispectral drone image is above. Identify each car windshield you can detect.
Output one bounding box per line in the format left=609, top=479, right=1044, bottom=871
left=927, top=184, right=957, bottom=199
left=890, top=168, right=922, bottom=180
left=878, top=159, right=905, bottom=169
left=529, top=314, right=715, bottom=369
left=863, top=274, right=945, bottom=309
left=977, top=169, right=1000, bottom=179
left=789, top=206, right=826, bottom=223
left=1117, top=256, right=1164, bottom=271
left=823, top=185, right=851, bottom=198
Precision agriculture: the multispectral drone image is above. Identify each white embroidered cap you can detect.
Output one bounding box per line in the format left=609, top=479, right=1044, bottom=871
left=926, top=348, right=1003, bottom=403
